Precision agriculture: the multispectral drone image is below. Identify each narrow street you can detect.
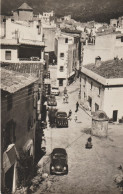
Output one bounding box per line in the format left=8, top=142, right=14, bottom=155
left=35, top=79, right=123, bottom=194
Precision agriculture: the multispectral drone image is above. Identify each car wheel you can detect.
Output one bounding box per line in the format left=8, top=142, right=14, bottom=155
left=50, top=170, right=53, bottom=175
left=66, top=166, right=68, bottom=174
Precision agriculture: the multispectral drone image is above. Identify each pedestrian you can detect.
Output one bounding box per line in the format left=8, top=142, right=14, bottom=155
left=74, top=112, right=77, bottom=122
left=63, top=95, right=65, bottom=103
left=65, top=93, right=69, bottom=103
left=85, top=136, right=93, bottom=149
left=64, top=87, right=67, bottom=95
left=76, top=101, right=79, bottom=112
left=68, top=110, right=72, bottom=120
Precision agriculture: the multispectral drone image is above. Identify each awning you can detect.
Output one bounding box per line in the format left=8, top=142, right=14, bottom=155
left=3, top=144, right=18, bottom=173
left=69, top=71, right=75, bottom=77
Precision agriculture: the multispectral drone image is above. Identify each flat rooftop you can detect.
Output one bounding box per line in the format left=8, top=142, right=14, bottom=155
left=85, top=59, right=123, bottom=79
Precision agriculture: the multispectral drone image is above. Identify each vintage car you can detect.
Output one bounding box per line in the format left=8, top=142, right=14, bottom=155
left=55, top=112, right=68, bottom=128
left=50, top=148, right=68, bottom=175
left=47, top=95, right=57, bottom=106
left=51, top=86, right=60, bottom=96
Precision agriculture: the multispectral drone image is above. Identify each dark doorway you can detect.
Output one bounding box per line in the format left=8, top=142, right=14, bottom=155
left=95, top=103, right=99, bottom=111
left=5, top=165, right=14, bottom=193
left=59, top=79, right=63, bottom=86
left=88, top=96, right=92, bottom=109
left=113, top=110, right=118, bottom=122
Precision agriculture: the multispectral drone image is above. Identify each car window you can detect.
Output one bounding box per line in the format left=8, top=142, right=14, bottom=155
left=57, top=113, right=67, bottom=117
left=53, top=154, right=66, bottom=159
left=52, top=87, right=58, bottom=90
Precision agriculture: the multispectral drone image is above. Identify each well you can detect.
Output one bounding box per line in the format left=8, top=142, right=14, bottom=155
left=91, top=110, right=109, bottom=137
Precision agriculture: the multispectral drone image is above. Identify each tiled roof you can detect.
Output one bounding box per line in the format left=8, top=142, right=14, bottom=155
left=18, top=3, right=33, bottom=11
left=85, top=59, right=123, bottom=79
left=0, top=67, right=38, bottom=93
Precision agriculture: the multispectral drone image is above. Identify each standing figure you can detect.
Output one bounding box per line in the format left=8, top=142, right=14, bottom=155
left=76, top=101, right=79, bottom=112
left=63, top=95, right=65, bottom=103
left=85, top=136, right=93, bottom=149
left=74, top=112, right=78, bottom=122
left=64, top=87, right=67, bottom=95
left=65, top=94, right=69, bottom=103
left=68, top=110, right=72, bottom=120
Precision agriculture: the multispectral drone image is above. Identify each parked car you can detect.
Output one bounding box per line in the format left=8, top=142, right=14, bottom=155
left=51, top=86, right=60, bottom=96
left=55, top=112, right=68, bottom=128
left=47, top=95, right=57, bottom=106
left=50, top=148, right=68, bottom=175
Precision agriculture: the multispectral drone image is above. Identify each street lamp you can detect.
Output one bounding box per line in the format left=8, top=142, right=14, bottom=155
left=79, top=33, right=84, bottom=100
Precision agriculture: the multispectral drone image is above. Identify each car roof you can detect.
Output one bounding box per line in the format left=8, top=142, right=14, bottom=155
left=52, top=148, right=67, bottom=154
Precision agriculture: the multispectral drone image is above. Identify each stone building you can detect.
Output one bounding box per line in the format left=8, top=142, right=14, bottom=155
left=80, top=58, right=123, bottom=122
left=1, top=67, right=38, bottom=193
left=13, top=3, right=33, bottom=21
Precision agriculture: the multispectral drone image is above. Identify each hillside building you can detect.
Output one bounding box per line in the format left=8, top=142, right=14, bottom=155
left=13, top=3, right=33, bottom=21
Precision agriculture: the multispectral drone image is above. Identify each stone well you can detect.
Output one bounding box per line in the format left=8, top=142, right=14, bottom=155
left=91, top=110, right=109, bottom=137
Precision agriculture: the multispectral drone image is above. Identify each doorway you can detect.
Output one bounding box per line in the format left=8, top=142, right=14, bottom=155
left=59, top=79, right=63, bottom=86
left=88, top=96, right=92, bottom=109
left=5, top=165, right=14, bottom=193
left=95, top=103, right=99, bottom=111
left=113, top=110, right=118, bottom=122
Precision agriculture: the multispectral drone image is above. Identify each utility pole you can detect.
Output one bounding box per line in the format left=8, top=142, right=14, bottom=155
left=79, top=33, right=84, bottom=100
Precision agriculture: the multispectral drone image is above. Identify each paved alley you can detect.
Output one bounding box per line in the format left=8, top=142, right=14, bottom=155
left=35, top=79, right=123, bottom=194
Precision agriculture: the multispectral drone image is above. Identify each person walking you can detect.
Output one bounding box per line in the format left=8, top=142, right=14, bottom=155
left=64, top=87, right=67, bottom=95
left=63, top=95, right=65, bottom=103
left=65, top=93, right=69, bottom=103
left=68, top=110, right=72, bottom=120
left=74, top=112, right=78, bottom=122
left=76, top=101, right=79, bottom=112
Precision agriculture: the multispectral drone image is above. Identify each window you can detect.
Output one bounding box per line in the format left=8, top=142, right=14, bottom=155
left=65, top=38, right=68, bottom=43
left=5, top=51, right=11, bottom=60
left=91, top=82, right=93, bottom=90
left=60, top=66, right=64, bottom=72
left=84, top=92, right=86, bottom=98
left=84, top=77, right=86, bottom=85
left=95, top=103, right=99, bottom=111
left=60, top=53, right=64, bottom=58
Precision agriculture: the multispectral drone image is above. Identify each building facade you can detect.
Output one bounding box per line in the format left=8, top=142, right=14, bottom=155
left=83, top=33, right=123, bottom=65
left=55, top=32, right=80, bottom=87
left=0, top=18, right=45, bottom=63
left=1, top=68, right=39, bottom=193
left=80, top=59, right=123, bottom=122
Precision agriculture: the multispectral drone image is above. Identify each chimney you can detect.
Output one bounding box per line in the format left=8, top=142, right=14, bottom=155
left=95, top=56, right=101, bottom=67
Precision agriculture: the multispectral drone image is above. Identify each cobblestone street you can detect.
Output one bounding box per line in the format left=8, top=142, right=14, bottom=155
left=35, top=79, right=123, bottom=194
